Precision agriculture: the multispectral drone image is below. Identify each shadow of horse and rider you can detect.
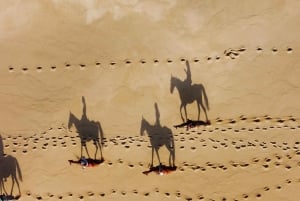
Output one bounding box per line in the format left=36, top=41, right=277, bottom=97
left=68, top=97, right=105, bottom=167
left=140, top=103, right=176, bottom=175
left=67, top=61, right=209, bottom=171
left=0, top=135, right=22, bottom=200
left=171, top=61, right=211, bottom=130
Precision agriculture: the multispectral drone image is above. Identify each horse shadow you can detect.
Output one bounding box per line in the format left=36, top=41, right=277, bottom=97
left=170, top=60, right=210, bottom=125
left=140, top=103, right=176, bottom=174
left=0, top=135, right=22, bottom=200
left=68, top=96, right=104, bottom=162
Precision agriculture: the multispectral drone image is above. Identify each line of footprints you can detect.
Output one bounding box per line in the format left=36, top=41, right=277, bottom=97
left=8, top=46, right=294, bottom=73
left=3, top=115, right=300, bottom=154
left=24, top=177, right=300, bottom=201
left=2, top=115, right=300, bottom=200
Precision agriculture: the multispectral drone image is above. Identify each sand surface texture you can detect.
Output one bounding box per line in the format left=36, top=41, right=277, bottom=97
left=0, top=1, right=300, bottom=200
left=1, top=116, right=300, bottom=201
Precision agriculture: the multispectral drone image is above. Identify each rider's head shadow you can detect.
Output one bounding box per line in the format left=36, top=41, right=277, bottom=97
left=184, top=60, right=192, bottom=86
left=81, top=96, right=88, bottom=121
left=140, top=103, right=175, bottom=169
left=170, top=60, right=210, bottom=123
left=68, top=96, right=104, bottom=160
left=0, top=135, right=22, bottom=199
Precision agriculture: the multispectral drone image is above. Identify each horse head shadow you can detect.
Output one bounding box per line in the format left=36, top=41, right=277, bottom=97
left=140, top=103, right=175, bottom=168
left=170, top=60, right=210, bottom=123
left=68, top=96, right=104, bottom=160
left=0, top=135, right=22, bottom=199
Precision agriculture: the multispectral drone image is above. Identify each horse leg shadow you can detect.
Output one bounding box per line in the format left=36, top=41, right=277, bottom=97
left=81, top=143, right=91, bottom=158
left=151, top=147, right=161, bottom=167
left=197, top=101, right=201, bottom=121
left=11, top=176, right=21, bottom=197
left=1, top=181, right=8, bottom=196
left=94, top=140, right=103, bottom=160
left=166, top=144, right=175, bottom=168
left=180, top=104, right=188, bottom=122
left=151, top=148, right=154, bottom=167
left=199, top=101, right=209, bottom=122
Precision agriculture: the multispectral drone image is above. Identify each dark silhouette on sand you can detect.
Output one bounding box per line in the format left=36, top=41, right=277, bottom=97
left=174, top=119, right=211, bottom=130
left=68, top=96, right=104, bottom=160
left=170, top=60, right=210, bottom=123
left=0, top=135, right=22, bottom=200
left=140, top=103, right=175, bottom=169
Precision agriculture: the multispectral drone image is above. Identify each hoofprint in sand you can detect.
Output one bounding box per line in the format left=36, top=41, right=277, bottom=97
left=1, top=115, right=300, bottom=201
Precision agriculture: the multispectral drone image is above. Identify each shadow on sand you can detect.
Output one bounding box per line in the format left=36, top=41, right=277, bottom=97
left=142, top=163, right=176, bottom=176
left=174, top=119, right=211, bottom=131
left=68, top=96, right=105, bottom=166
left=140, top=103, right=176, bottom=175
left=0, top=135, right=22, bottom=200
left=170, top=60, right=210, bottom=127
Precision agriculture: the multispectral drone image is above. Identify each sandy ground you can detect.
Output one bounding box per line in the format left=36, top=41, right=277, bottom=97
left=1, top=115, right=300, bottom=201
left=1, top=1, right=300, bottom=201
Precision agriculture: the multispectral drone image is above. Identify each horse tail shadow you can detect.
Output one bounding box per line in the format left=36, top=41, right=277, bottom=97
left=14, top=157, right=22, bottom=197
left=95, top=121, right=104, bottom=160
left=16, top=159, right=23, bottom=182
left=160, top=126, right=176, bottom=168
left=168, top=127, right=176, bottom=167
left=201, top=84, right=210, bottom=111
left=96, top=121, right=104, bottom=146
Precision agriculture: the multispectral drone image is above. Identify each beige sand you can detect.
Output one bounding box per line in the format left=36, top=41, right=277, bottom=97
left=0, top=1, right=300, bottom=200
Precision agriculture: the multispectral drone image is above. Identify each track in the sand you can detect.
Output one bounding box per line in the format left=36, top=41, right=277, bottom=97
left=20, top=177, right=300, bottom=201
left=1, top=115, right=300, bottom=200
left=7, top=45, right=294, bottom=73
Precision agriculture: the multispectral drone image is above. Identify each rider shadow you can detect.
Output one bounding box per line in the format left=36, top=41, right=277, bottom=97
left=68, top=96, right=105, bottom=167
left=140, top=103, right=176, bottom=175
left=0, top=135, right=22, bottom=200
left=170, top=60, right=210, bottom=129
